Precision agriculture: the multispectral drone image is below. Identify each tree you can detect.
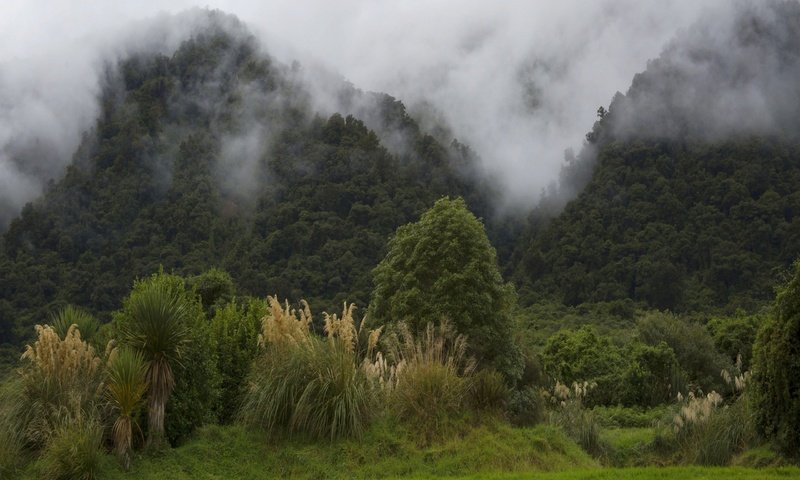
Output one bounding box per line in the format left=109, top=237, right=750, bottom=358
left=752, top=260, right=800, bottom=457
left=368, top=197, right=522, bottom=381
left=117, top=273, right=190, bottom=447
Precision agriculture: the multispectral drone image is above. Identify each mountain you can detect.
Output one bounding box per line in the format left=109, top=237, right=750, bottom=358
left=0, top=11, right=504, bottom=356
left=513, top=1, right=800, bottom=312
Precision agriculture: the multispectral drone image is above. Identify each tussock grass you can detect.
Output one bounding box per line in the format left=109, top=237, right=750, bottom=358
left=546, top=381, right=607, bottom=457
left=18, top=324, right=105, bottom=447
left=241, top=298, right=379, bottom=440
left=384, top=321, right=476, bottom=443
left=38, top=410, right=104, bottom=480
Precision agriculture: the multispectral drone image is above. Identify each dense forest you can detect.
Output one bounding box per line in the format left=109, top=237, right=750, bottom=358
left=0, top=15, right=507, bottom=364
left=2, top=3, right=800, bottom=478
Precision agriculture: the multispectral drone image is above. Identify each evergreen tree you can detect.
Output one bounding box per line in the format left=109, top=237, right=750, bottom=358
left=369, top=197, right=522, bottom=381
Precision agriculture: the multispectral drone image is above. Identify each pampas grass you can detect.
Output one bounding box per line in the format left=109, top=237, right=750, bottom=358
left=19, top=324, right=105, bottom=447
left=383, top=320, right=476, bottom=443
left=241, top=298, right=379, bottom=440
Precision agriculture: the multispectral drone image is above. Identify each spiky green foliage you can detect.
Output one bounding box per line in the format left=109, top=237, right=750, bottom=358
left=106, top=347, right=148, bottom=470
left=50, top=306, right=100, bottom=344
left=752, top=260, right=800, bottom=457
left=118, top=273, right=190, bottom=446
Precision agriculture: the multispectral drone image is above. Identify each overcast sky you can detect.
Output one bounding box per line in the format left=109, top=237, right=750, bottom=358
left=0, top=0, right=731, bottom=221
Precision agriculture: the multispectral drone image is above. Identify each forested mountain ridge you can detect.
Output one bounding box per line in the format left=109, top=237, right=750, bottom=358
left=513, top=1, right=800, bottom=312
left=3, top=1, right=800, bottom=361
left=0, top=12, right=502, bottom=355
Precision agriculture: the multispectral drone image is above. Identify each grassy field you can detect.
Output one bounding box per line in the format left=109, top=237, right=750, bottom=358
left=12, top=423, right=799, bottom=479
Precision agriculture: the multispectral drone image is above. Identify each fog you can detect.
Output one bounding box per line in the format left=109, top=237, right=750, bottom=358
left=0, top=0, right=763, bottom=227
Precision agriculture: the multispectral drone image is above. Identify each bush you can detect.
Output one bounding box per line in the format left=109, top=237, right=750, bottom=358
left=591, top=405, right=671, bottom=428
left=541, top=326, right=628, bottom=405
left=39, top=412, right=104, bottom=480
left=211, top=298, right=263, bottom=423
left=637, top=311, right=730, bottom=394
left=469, top=369, right=509, bottom=412
left=752, top=260, right=800, bottom=457
left=707, top=311, right=762, bottom=370
left=368, top=197, right=522, bottom=381
left=621, top=341, right=682, bottom=407
left=115, top=270, right=221, bottom=446
left=508, top=386, right=545, bottom=427
left=165, top=299, right=221, bottom=445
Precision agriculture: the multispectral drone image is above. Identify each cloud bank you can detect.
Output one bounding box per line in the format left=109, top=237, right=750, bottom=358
left=0, top=0, right=757, bottom=227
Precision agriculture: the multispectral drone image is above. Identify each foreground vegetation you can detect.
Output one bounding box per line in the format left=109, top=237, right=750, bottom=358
left=9, top=422, right=799, bottom=479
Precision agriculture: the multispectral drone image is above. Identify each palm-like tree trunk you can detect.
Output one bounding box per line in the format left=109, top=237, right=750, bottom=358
left=146, top=355, right=175, bottom=446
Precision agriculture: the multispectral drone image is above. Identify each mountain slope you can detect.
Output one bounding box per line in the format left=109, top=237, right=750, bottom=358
left=514, top=1, right=800, bottom=311
left=0, top=12, right=499, bottom=352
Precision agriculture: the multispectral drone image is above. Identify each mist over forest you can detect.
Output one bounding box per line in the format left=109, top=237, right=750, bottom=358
left=2, top=1, right=800, bottom=478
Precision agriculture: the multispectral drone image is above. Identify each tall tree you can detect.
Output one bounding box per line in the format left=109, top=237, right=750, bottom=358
left=368, top=197, right=522, bottom=381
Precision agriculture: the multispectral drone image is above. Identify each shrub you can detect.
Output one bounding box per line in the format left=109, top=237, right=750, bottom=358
left=637, top=311, right=730, bottom=394
left=240, top=297, right=378, bottom=440
left=621, top=341, right=682, bottom=407
left=508, top=386, right=545, bottom=427
left=469, top=369, right=509, bottom=413
left=368, top=197, right=522, bottom=381
left=752, top=260, right=800, bottom=457
left=541, top=326, right=627, bottom=405
left=707, top=311, right=762, bottom=370
left=39, top=411, right=104, bottom=480
left=116, top=271, right=220, bottom=446
left=189, top=268, right=236, bottom=315
left=211, top=298, right=263, bottom=423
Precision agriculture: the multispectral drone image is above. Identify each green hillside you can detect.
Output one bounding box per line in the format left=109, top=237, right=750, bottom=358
left=0, top=13, right=502, bottom=359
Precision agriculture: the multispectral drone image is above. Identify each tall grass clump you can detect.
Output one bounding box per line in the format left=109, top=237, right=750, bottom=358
left=383, top=320, right=476, bottom=443
left=546, top=381, right=606, bottom=457
left=672, top=366, right=757, bottom=465
left=106, top=347, right=148, bottom=470
left=19, top=324, right=105, bottom=447
left=0, top=378, right=28, bottom=476
left=39, top=410, right=104, bottom=480
left=240, top=297, right=379, bottom=440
